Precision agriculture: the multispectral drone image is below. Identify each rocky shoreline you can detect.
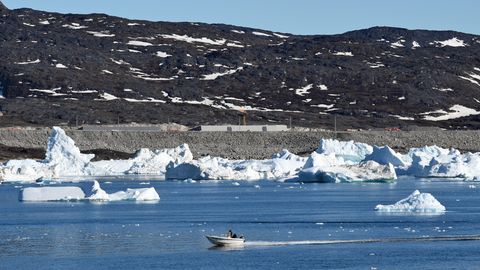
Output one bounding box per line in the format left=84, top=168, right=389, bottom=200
left=1, top=127, right=480, bottom=162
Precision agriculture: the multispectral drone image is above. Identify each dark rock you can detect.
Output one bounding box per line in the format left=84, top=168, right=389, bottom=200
left=0, top=3, right=479, bottom=129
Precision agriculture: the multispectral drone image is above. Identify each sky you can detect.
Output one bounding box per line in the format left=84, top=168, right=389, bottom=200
left=3, top=0, right=480, bottom=35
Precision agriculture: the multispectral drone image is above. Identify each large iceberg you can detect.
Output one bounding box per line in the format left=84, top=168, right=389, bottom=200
left=363, top=146, right=407, bottom=167
left=0, top=127, right=193, bottom=182
left=19, top=181, right=160, bottom=202
left=166, top=149, right=307, bottom=181
left=316, top=138, right=373, bottom=163
left=375, top=190, right=446, bottom=213
left=299, top=151, right=396, bottom=183
left=1, top=127, right=96, bottom=181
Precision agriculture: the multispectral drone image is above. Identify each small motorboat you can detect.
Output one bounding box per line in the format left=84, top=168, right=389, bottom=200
left=206, top=235, right=246, bottom=246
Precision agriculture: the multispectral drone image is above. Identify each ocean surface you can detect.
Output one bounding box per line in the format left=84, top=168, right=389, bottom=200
left=1, top=177, right=480, bottom=269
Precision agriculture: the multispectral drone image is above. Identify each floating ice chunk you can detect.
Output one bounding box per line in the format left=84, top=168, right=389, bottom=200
left=375, top=190, right=446, bottom=213
left=316, top=139, right=373, bottom=163
left=104, top=187, right=160, bottom=201
left=299, top=159, right=396, bottom=183
left=20, top=181, right=160, bottom=202
left=363, top=146, right=407, bottom=167
left=166, top=150, right=306, bottom=181
left=126, top=144, right=193, bottom=175
left=86, top=180, right=109, bottom=200
left=402, top=145, right=480, bottom=178
left=20, top=187, right=85, bottom=201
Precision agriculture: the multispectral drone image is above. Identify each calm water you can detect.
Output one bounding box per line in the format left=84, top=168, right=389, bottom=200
left=1, top=178, right=480, bottom=269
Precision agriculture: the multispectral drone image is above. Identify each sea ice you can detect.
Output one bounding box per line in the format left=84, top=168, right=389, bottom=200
left=375, top=190, right=446, bottom=213
left=20, top=186, right=85, bottom=201
left=166, top=149, right=306, bottom=181
left=19, top=181, right=160, bottom=202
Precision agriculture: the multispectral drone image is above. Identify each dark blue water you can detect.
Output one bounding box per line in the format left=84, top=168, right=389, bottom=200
left=1, top=178, right=480, bottom=269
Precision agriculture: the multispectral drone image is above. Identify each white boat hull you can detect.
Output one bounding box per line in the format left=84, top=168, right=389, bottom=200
left=206, top=235, right=245, bottom=246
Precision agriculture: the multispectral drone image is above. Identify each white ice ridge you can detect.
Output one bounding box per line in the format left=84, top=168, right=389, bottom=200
left=166, top=149, right=307, bottom=181
left=4, top=127, right=480, bottom=182
left=19, top=180, right=160, bottom=202
left=375, top=190, right=446, bottom=213
left=0, top=127, right=192, bottom=182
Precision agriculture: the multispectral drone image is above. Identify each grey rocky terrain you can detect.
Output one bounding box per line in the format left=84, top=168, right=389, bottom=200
left=1, top=128, right=480, bottom=161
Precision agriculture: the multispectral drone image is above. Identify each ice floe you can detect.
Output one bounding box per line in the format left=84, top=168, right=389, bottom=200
left=19, top=180, right=160, bottom=202
left=3, top=127, right=480, bottom=183
left=375, top=190, right=446, bottom=213
left=166, top=149, right=306, bottom=181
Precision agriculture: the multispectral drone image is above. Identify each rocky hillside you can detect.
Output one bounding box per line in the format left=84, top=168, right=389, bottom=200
left=1, top=1, right=480, bottom=129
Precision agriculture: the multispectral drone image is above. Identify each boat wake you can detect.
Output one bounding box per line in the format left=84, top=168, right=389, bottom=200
left=245, top=235, right=480, bottom=247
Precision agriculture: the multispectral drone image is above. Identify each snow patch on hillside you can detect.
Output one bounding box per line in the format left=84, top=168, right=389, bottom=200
left=435, top=37, right=467, bottom=47
left=421, top=105, right=480, bottom=121
left=160, top=34, right=226, bottom=45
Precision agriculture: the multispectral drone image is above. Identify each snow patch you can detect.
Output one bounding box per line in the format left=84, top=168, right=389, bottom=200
left=86, top=31, right=115, bottom=37
left=252, top=31, right=272, bottom=37
left=421, top=105, right=480, bottom=121
left=15, top=59, right=41, bottom=65
left=332, top=51, right=353, bottom=56
left=156, top=51, right=172, bottom=58
left=127, top=40, right=153, bottom=46
left=200, top=67, right=243, bottom=80
left=435, top=37, right=467, bottom=47
left=295, top=84, right=313, bottom=96
left=99, top=93, right=119, bottom=100
left=160, top=34, right=226, bottom=46
left=62, top=23, right=88, bottom=30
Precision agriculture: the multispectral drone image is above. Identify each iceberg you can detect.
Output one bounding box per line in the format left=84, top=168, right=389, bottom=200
left=124, top=145, right=193, bottom=175
left=375, top=190, right=446, bottom=213
left=166, top=149, right=307, bottom=181
left=1, top=127, right=96, bottom=181
left=19, top=181, right=160, bottom=202
left=316, top=138, right=373, bottom=163
left=20, top=186, right=86, bottom=201
left=0, top=127, right=193, bottom=182
left=363, top=145, right=407, bottom=167
left=403, top=145, right=480, bottom=179
left=298, top=149, right=396, bottom=183
left=3, top=126, right=480, bottom=183
left=299, top=156, right=396, bottom=183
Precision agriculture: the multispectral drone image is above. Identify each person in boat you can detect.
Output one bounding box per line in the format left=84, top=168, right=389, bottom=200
left=226, top=229, right=233, bottom=238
